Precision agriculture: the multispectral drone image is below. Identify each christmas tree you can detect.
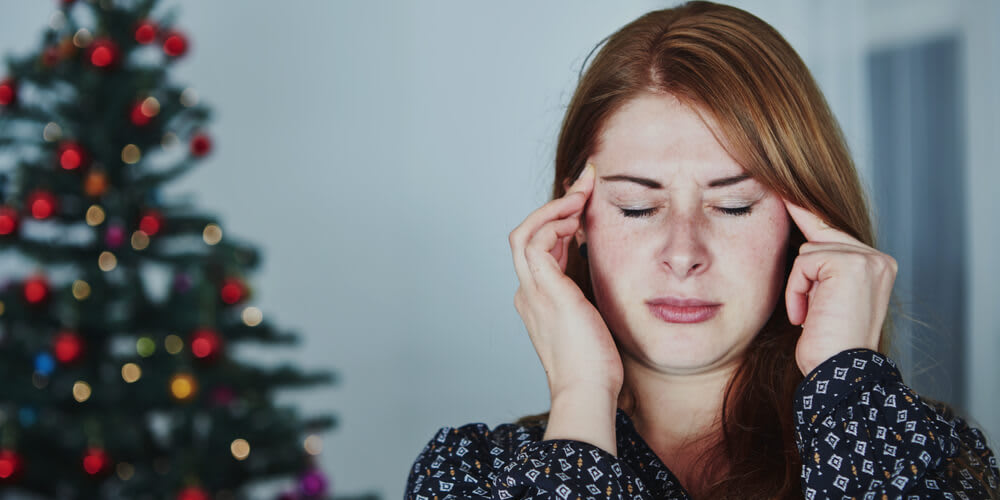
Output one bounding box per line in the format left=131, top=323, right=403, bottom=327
left=0, top=1, right=365, bottom=499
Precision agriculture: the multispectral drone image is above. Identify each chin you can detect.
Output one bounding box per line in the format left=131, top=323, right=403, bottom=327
left=627, top=323, right=740, bottom=372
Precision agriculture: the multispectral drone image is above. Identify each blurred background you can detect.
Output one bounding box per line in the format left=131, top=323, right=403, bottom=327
left=0, top=0, right=997, bottom=498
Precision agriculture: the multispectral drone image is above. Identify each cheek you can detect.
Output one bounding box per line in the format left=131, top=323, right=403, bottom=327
left=583, top=205, right=642, bottom=297
left=584, top=204, right=641, bottom=262
left=727, top=206, right=790, bottom=289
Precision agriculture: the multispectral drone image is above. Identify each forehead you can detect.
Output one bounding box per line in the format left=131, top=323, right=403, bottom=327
left=595, top=93, right=744, bottom=179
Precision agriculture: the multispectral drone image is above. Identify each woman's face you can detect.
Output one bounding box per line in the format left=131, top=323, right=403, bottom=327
left=579, top=92, right=790, bottom=375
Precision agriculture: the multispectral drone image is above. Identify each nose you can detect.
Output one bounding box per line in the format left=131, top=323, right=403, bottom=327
left=658, top=212, right=711, bottom=279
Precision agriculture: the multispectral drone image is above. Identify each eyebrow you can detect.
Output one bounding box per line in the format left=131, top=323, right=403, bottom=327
left=600, top=173, right=752, bottom=189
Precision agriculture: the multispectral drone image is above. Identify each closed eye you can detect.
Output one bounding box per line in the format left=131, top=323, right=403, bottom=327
left=716, top=205, right=753, bottom=216
left=619, top=205, right=755, bottom=218
left=620, top=208, right=658, bottom=218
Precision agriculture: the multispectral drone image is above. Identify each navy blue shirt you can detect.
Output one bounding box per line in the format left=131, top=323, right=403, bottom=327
left=405, top=348, right=999, bottom=499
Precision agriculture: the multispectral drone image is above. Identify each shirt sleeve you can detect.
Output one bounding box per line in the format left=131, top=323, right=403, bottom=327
left=404, top=421, right=656, bottom=499
left=794, top=347, right=1000, bottom=499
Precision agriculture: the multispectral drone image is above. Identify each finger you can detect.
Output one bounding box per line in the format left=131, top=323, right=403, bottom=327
left=566, top=163, right=596, bottom=196
left=527, top=217, right=579, bottom=270
left=510, top=193, right=586, bottom=285
left=783, top=199, right=862, bottom=246
left=797, top=241, right=877, bottom=256
left=525, top=217, right=582, bottom=293
left=785, top=252, right=822, bottom=326
left=515, top=215, right=579, bottom=292
left=510, top=192, right=586, bottom=254
left=555, top=226, right=578, bottom=272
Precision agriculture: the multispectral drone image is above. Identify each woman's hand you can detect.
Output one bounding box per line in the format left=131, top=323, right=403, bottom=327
left=783, top=200, right=897, bottom=376
left=509, top=164, right=623, bottom=400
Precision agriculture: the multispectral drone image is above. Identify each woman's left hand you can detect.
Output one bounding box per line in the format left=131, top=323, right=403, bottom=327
left=783, top=200, right=898, bottom=376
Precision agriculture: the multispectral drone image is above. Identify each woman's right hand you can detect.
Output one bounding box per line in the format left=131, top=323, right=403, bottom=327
left=508, top=163, right=624, bottom=403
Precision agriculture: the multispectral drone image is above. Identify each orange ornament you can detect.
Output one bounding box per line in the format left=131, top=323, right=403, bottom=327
left=84, top=170, right=108, bottom=197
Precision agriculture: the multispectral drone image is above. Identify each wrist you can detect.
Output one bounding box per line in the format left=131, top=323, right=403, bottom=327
left=543, top=385, right=619, bottom=456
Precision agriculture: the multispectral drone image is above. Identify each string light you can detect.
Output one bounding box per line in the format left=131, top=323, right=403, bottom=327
left=116, top=462, right=134, bottom=481
left=169, top=373, right=196, bottom=401
left=131, top=230, right=149, bottom=250
left=140, top=97, right=160, bottom=117
left=98, top=251, right=117, bottom=271
left=49, top=11, right=66, bottom=30
left=136, top=337, right=155, bottom=357
left=180, top=88, right=198, bottom=107
left=72, top=280, right=91, bottom=300
left=230, top=439, right=250, bottom=460
left=42, top=122, right=62, bottom=142
left=164, top=334, right=183, bottom=354
left=304, top=434, right=322, bottom=455
left=241, top=307, right=263, bottom=327
left=73, top=381, right=92, bottom=402
left=121, top=144, right=141, bottom=164
left=72, top=28, right=92, bottom=48
left=121, top=363, right=141, bottom=383
left=202, top=223, right=222, bottom=245
left=85, top=205, right=105, bottom=226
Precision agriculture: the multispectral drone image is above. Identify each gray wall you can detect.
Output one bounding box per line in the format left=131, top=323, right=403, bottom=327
left=0, top=1, right=997, bottom=498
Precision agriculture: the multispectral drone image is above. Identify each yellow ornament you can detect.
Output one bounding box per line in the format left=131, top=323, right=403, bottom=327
left=169, top=373, right=197, bottom=402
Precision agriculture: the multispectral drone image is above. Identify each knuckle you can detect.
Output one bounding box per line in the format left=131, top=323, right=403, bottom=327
left=508, top=227, right=522, bottom=248
left=885, top=255, right=899, bottom=274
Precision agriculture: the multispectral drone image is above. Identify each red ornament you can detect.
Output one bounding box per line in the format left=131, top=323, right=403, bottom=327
left=163, top=31, right=188, bottom=58
left=23, top=275, right=49, bottom=305
left=130, top=101, right=151, bottom=126
left=0, top=449, right=23, bottom=482
left=82, top=448, right=111, bottom=476
left=176, top=486, right=210, bottom=500
left=0, top=206, right=18, bottom=236
left=220, top=278, right=248, bottom=305
left=134, top=20, right=158, bottom=45
left=57, top=141, right=86, bottom=170
left=53, top=330, right=84, bottom=364
left=139, top=210, right=163, bottom=236
left=0, top=79, right=16, bottom=107
left=87, top=38, right=119, bottom=68
left=26, top=190, right=57, bottom=219
left=190, top=328, right=222, bottom=361
left=190, top=133, right=212, bottom=157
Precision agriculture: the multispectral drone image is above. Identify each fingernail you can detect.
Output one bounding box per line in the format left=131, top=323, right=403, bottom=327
left=576, top=163, right=594, bottom=182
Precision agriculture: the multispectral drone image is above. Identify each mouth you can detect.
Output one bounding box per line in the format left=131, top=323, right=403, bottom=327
left=646, top=297, right=721, bottom=324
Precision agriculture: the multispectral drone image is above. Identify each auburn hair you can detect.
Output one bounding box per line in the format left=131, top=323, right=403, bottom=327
left=515, top=2, right=890, bottom=498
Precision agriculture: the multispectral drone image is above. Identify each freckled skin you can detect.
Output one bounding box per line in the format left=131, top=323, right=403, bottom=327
left=578, top=92, right=790, bottom=375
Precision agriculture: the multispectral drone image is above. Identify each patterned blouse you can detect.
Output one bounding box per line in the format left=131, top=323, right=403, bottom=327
left=405, top=348, right=999, bottom=499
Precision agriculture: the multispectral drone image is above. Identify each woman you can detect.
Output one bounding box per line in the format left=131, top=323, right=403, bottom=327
left=405, top=2, right=999, bottom=498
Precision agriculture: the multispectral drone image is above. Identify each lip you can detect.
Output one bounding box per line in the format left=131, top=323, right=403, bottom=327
left=646, top=297, right=721, bottom=324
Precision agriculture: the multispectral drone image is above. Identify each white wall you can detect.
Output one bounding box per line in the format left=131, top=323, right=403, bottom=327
left=0, top=1, right=996, bottom=498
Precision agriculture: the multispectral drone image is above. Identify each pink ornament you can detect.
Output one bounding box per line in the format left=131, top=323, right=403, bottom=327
left=105, top=225, right=125, bottom=248
left=298, top=468, right=328, bottom=497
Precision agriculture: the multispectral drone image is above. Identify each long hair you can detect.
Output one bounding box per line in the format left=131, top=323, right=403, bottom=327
left=516, top=2, right=889, bottom=498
